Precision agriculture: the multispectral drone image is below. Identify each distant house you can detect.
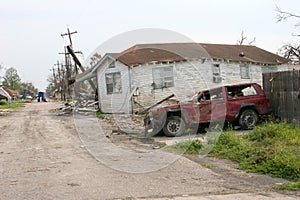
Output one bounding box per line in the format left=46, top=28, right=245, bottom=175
left=76, top=43, right=289, bottom=113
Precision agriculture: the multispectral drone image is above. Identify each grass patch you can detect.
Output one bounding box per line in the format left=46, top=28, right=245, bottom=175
left=163, top=139, right=202, bottom=155
left=95, top=110, right=104, bottom=118
left=210, top=121, right=300, bottom=182
left=163, top=121, right=300, bottom=191
left=275, top=181, right=300, bottom=191
left=0, top=101, right=25, bottom=109
left=202, top=163, right=212, bottom=169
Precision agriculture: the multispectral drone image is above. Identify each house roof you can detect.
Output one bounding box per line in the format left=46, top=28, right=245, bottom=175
left=114, top=43, right=289, bottom=66
left=74, top=43, right=289, bottom=83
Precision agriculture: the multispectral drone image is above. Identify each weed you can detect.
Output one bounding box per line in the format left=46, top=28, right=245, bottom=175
left=0, top=101, right=24, bottom=109
left=95, top=110, right=104, bottom=118
left=275, top=181, right=300, bottom=191
left=0, top=100, right=8, bottom=105
left=211, top=121, right=300, bottom=182
left=202, top=163, right=212, bottom=169
left=163, top=139, right=202, bottom=155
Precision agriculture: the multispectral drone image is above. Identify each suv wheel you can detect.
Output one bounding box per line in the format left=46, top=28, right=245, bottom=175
left=163, top=116, right=185, bottom=137
left=238, top=109, right=258, bottom=130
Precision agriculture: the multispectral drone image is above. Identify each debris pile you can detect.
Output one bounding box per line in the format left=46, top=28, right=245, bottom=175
left=49, top=101, right=99, bottom=115
left=0, top=109, right=11, bottom=116
left=100, top=114, right=145, bottom=135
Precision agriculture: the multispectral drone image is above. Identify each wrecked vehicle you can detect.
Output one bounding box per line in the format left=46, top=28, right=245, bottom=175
left=145, top=83, right=271, bottom=137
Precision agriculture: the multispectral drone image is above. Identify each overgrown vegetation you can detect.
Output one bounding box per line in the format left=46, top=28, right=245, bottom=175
left=164, top=121, right=300, bottom=191
left=95, top=110, right=104, bottom=118
left=0, top=100, right=25, bottom=109
left=275, top=181, right=300, bottom=191
left=163, top=139, right=202, bottom=154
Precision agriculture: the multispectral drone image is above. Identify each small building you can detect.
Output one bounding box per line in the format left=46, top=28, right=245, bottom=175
left=76, top=43, right=289, bottom=114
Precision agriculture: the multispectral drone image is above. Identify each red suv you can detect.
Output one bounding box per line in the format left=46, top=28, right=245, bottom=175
left=145, top=83, right=271, bottom=137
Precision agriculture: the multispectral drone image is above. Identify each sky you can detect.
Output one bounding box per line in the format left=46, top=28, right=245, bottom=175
left=0, top=0, right=300, bottom=91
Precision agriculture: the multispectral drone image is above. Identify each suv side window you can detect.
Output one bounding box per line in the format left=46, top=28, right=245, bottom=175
left=226, top=84, right=258, bottom=99
left=198, top=87, right=223, bottom=102
left=210, top=88, right=223, bottom=100
left=198, top=91, right=210, bottom=102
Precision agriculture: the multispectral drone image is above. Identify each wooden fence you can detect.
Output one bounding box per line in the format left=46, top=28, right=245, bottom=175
left=263, top=70, right=300, bottom=124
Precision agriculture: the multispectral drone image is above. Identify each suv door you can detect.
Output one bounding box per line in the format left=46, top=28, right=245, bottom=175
left=197, top=87, right=226, bottom=123
left=226, top=84, right=261, bottom=119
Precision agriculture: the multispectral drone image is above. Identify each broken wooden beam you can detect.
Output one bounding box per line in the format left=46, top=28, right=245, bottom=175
left=138, top=94, right=175, bottom=115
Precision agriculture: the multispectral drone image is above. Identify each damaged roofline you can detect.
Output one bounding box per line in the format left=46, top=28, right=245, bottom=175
left=76, top=53, right=119, bottom=82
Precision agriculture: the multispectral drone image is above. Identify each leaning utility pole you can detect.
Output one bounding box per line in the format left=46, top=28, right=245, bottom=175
left=61, top=27, right=77, bottom=47
left=67, top=45, right=96, bottom=91
left=61, top=27, right=81, bottom=75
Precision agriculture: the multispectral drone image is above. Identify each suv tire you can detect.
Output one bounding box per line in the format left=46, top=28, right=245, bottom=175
left=238, top=109, right=258, bottom=130
left=163, top=116, right=185, bottom=137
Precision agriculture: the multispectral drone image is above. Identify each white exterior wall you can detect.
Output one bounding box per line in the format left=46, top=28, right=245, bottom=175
left=97, top=60, right=132, bottom=113
left=96, top=57, right=287, bottom=113
left=130, top=59, right=287, bottom=109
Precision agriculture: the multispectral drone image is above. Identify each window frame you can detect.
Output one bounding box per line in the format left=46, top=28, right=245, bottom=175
left=212, top=63, right=222, bottom=83
left=152, top=66, right=175, bottom=89
left=240, top=63, right=250, bottom=79
left=105, top=72, right=122, bottom=95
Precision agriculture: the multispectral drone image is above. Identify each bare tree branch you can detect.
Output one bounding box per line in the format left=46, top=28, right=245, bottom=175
left=248, top=37, right=256, bottom=45
left=276, top=6, right=300, bottom=24
left=237, top=31, right=246, bottom=45
left=279, top=43, right=300, bottom=64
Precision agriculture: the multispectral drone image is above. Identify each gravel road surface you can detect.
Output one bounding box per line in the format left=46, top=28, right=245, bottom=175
left=0, top=103, right=299, bottom=200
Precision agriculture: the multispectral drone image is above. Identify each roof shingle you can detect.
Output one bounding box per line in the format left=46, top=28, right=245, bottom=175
left=112, top=43, right=288, bottom=66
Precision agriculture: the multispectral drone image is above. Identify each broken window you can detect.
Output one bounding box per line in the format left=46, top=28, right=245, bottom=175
left=105, top=72, right=122, bottom=94
left=152, top=66, right=174, bottom=89
left=240, top=63, right=250, bottom=79
left=212, top=64, right=222, bottom=83
left=226, top=84, right=258, bottom=99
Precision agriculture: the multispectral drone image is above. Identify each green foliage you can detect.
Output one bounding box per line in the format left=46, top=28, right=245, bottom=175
left=2, top=67, right=21, bottom=90
left=211, top=122, right=300, bottom=182
left=163, top=139, right=202, bottom=154
left=0, top=101, right=24, bottom=109
left=19, top=82, right=39, bottom=96
left=0, top=100, right=8, bottom=105
left=202, top=163, right=212, bottom=169
left=95, top=110, right=104, bottom=118
left=275, top=181, right=300, bottom=191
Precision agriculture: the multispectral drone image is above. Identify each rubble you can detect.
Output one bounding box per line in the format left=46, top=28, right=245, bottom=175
left=0, top=109, right=11, bottom=116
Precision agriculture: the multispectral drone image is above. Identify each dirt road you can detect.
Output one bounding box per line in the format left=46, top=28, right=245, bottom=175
left=0, top=103, right=299, bottom=200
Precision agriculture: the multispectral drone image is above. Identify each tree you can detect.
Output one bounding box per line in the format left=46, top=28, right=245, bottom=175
left=19, top=82, right=38, bottom=96
left=276, top=6, right=300, bottom=31
left=276, top=7, right=300, bottom=64
left=3, top=67, right=21, bottom=90
left=279, top=43, right=300, bottom=64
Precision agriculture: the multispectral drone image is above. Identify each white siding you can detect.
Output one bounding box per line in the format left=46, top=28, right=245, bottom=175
left=96, top=57, right=287, bottom=113
left=97, top=60, right=132, bottom=113
left=130, top=60, right=287, bottom=110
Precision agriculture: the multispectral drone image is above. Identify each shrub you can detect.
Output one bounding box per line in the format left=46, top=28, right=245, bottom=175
left=275, top=181, right=300, bottom=191
left=0, top=100, right=8, bottom=105
left=163, top=139, right=202, bottom=155
left=211, top=122, right=300, bottom=182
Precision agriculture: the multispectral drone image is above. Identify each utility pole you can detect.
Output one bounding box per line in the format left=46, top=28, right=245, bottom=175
left=61, top=27, right=77, bottom=47
left=67, top=45, right=96, bottom=91
left=54, top=61, right=66, bottom=101
left=61, top=27, right=81, bottom=100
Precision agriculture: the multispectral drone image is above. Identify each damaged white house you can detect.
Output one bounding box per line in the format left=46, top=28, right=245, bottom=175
left=76, top=43, right=289, bottom=113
